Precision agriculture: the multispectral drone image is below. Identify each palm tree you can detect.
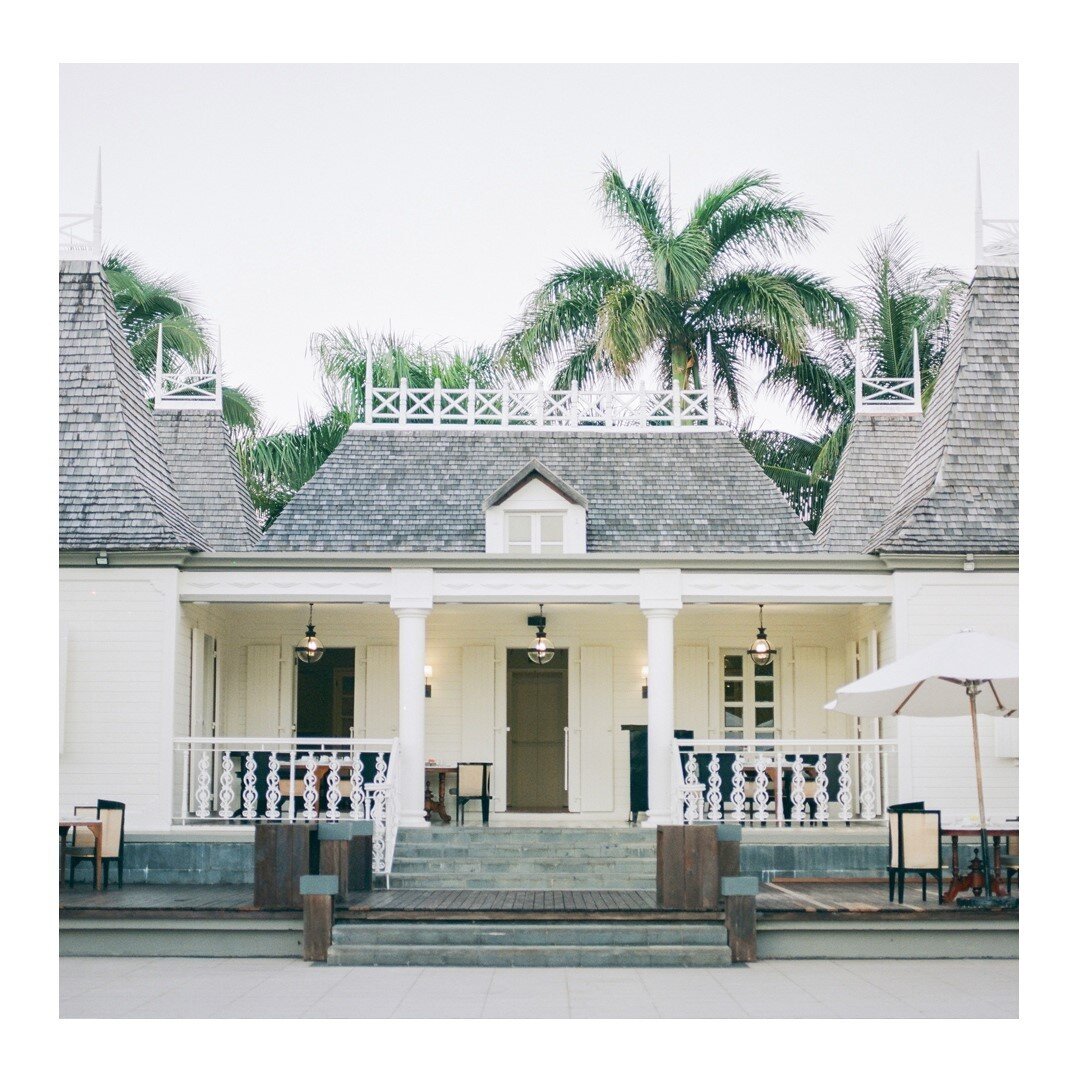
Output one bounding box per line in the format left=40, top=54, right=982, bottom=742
left=499, top=159, right=855, bottom=408
left=103, top=250, right=261, bottom=433
left=235, top=330, right=496, bottom=524
left=742, top=222, right=965, bottom=528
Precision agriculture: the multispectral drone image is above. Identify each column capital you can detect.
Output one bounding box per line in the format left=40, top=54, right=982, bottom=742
left=638, top=568, right=683, bottom=614
left=389, top=567, right=434, bottom=614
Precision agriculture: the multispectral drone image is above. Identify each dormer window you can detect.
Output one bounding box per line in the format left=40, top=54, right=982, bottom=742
left=484, top=460, right=588, bottom=555
left=506, top=511, right=566, bottom=555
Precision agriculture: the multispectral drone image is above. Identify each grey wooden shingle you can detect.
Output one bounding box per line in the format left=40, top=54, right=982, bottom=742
left=153, top=410, right=262, bottom=551
left=59, top=261, right=208, bottom=552
left=259, top=427, right=815, bottom=553
left=868, top=266, right=1019, bottom=554
left=816, top=414, right=923, bottom=552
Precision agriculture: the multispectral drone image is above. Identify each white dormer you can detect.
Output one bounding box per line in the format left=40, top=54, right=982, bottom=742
left=484, top=460, right=588, bottom=555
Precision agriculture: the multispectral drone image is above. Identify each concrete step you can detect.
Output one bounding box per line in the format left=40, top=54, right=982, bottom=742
left=387, top=877, right=657, bottom=890
left=327, top=920, right=731, bottom=967
left=326, top=944, right=733, bottom=967
left=334, top=922, right=726, bottom=947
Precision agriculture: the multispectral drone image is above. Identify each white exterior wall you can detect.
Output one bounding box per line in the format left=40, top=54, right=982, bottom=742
left=205, top=601, right=865, bottom=821
left=60, top=568, right=182, bottom=831
left=893, top=571, right=1019, bottom=819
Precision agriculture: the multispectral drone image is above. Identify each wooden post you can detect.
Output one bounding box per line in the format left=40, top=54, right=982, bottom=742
left=300, top=875, right=338, bottom=962
left=722, top=875, right=759, bottom=962
left=716, top=823, right=742, bottom=880
left=254, top=823, right=318, bottom=910
left=317, top=821, right=374, bottom=897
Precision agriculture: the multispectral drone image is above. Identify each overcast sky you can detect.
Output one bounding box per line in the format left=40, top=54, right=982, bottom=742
left=59, top=64, right=1018, bottom=430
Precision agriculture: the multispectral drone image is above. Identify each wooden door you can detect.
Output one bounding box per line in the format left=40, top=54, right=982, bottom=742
left=507, top=660, right=568, bottom=811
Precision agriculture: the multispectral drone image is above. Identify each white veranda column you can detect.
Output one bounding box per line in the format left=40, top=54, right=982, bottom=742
left=639, top=569, right=683, bottom=828
left=390, top=569, right=434, bottom=828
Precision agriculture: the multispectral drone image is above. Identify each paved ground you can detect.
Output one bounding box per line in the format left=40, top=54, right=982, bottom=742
left=59, top=957, right=1018, bottom=1018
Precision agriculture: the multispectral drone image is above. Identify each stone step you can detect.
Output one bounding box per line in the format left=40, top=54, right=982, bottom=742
left=326, top=943, right=733, bottom=967
left=333, top=921, right=726, bottom=947
left=389, top=857, right=654, bottom=873
left=387, top=876, right=657, bottom=890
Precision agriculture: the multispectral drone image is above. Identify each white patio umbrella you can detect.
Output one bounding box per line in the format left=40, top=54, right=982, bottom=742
left=828, top=629, right=1018, bottom=902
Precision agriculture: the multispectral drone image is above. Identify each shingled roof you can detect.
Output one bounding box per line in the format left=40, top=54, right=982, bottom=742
left=867, top=266, right=1019, bottom=554
left=259, top=428, right=816, bottom=553
left=59, top=261, right=208, bottom=552
left=154, top=410, right=262, bottom=550
left=816, top=414, right=923, bottom=552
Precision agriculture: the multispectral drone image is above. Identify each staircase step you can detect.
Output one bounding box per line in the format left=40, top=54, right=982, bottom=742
left=333, top=922, right=726, bottom=947
left=388, top=827, right=658, bottom=890
left=327, top=943, right=732, bottom=967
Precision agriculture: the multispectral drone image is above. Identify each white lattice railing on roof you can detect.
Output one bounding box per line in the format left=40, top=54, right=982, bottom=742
left=362, top=377, right=719, bottom=430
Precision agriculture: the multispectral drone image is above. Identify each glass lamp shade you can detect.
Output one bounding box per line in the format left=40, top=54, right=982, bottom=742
left=295, top=625, right=325, bottom=664
left=527, top=630, right=554, bottom=665
left=748, top=631, right=774, bottom=667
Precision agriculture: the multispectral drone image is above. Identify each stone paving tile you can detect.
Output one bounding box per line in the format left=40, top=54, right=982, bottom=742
left=59, top=957, right=1019, bottom=1020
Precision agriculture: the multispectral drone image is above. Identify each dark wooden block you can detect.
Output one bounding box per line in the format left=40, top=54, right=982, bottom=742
left=657, top=825, right=722, bottom=911
left=722, top=875, right=759, bottom=962
left=724, top=894, right=757, bottom=962
left=302, top=893, right=334, bottom=962
left=254, top=823, right=318, bottom=910
left=348, top=835, right=373, bottom=893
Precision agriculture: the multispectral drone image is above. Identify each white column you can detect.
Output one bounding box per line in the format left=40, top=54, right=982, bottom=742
left=390, top=568, right=434, bottom=828
left=639, top=569, right=683, bottom=828
left=643, top=608, right=679, bottom=826
left=394, top=606, right=430, bottom=827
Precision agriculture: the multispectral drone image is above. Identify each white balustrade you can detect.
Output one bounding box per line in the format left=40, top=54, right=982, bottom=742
left=174, top=736, right=401, bottom=877
left=362, top=381, right=718, bottom=430
left=671, top=738, right=898, bottom=827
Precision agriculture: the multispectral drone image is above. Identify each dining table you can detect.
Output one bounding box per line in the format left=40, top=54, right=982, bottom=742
left=942, top=825, right=1019, bottom=903
left=59, top=817, right=103, bottom=890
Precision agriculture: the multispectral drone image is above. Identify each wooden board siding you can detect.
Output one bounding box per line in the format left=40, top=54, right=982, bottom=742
left=578, top=646, right=614, bottom=812
left=60, top=569, right=181, bottom=831
left=894, top=573, right=1019, bottom=817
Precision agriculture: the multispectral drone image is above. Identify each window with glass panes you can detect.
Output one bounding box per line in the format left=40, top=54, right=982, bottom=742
left=505, top=512, right=565, bottom=555
left=722, top=651, right=776, bottom=740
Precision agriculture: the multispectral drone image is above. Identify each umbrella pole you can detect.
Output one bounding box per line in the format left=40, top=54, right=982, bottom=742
left=967, top=682, right=995, bottom=898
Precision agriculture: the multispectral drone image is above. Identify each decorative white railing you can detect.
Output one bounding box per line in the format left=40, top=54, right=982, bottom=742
left=672, top=738, right=898, bottom=827
left=362, top=376, right=719, bottom=430
left=59, top=210, right=101, bottom=261
left=155, top=369, right=223, bottom=411
left=174, top=737, right=401, bottom=881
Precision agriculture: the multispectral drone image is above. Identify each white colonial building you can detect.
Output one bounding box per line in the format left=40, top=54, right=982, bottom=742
left=59, top=259, right=1018, bottom=866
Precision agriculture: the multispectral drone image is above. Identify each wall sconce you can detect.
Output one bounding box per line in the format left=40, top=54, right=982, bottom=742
left=641, top=666, right=649, bottom=699
left=95, top=550, right=109, bottom=566
left=424, top=664, right=433, bottom=698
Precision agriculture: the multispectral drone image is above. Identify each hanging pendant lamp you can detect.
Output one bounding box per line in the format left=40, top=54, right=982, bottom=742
left=527, top=604, right=554, bottom=665
left=295, top=603, right=325, bottom=664
left=747, top=603, right=775, bottom=668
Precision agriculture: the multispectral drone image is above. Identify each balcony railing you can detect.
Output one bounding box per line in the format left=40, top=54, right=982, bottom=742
left=362, top=378, right=720, bottom=430
left=672, top=738, right=898, bottom=827
left=174, top=737, right=401, bottom=881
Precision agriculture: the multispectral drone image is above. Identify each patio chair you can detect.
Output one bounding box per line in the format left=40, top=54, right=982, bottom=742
left=68, top=799, right=126, bottom=889
left=455, top=762, right=492, bottom=825
left=887, top=802, right=943, bottom=903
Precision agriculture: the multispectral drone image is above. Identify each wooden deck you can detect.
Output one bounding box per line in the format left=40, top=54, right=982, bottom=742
left=59, top=880, right=1018, bottom=922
